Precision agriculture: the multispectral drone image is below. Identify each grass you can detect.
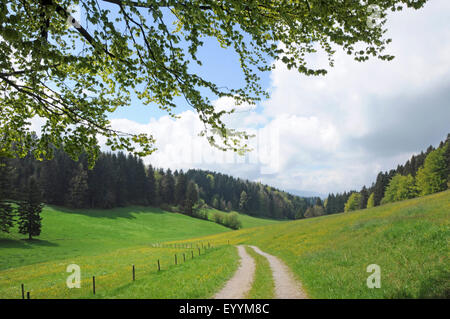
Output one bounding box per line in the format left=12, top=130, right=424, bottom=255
left=1, top=191, right=448, bottom=299
left=176, top=190, right=450, bottom=298
left=0, top=205, right=231, bottom=271
left=245, top=246, right=274, bottom=299
left=94, top=245, right=239, bottom=299
left=0, top=204, right=278, bottom=299
left=0, top=243, right=238, bottom=299
left=201, top=208, right=285, bottom=229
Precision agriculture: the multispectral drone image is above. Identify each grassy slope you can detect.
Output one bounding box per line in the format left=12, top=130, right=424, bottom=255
left=0, top=205, right=231, bottom=270
left=0, top=205, right=279, bottom=299
left=96, top=245, right=239, bottom=299
left=178, top=190, right=450, bottom=298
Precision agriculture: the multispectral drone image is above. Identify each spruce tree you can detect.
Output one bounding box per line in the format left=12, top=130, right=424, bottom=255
left=0, top=159, right=14, bottom=233
left=146, top=165, right=157, bottom=205
left=174, top=173, right=188, bottom=205
left=184, top=181, right=199, bottom=216
left=359, top=186, right=369, bottom=209
left=67, top=164, right=89, bottom=208
left=239, top=191, right=249, bottom=213
left=17, top=178, right=43, bottom=240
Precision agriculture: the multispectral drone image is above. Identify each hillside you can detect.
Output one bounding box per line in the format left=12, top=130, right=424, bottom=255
left=0, top=205, right=233, bottom=271
left=0, top=191, right=447, bottom=299
left=171, top=190, right=450, bottom=298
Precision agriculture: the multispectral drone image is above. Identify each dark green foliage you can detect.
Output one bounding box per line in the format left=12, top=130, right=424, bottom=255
left=160, top=169, right=175, bottom=205
left=67, top=164, right=89, bottom=208
left=146, top=165, right=157, bottom=206
left=359, top=186, right=369, bottom=209
left=239, top=191, right=249, bottom=213
left=174, top=173, right=188, bottom=205
left=183, top=181, right=199, bottom=216
left=17, top=177, right=43, bottom=240
left=325, top=192, right=352, bottom=215
left=0, top=158, right=14, bottom=233
left=1, top=148, right=315, bottom=220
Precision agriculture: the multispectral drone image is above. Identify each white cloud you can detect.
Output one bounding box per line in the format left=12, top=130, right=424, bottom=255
left=105, top=0, right=450, bottom=195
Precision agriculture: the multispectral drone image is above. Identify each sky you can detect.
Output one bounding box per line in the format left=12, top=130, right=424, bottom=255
left=96, top=1, right=450, bottom=196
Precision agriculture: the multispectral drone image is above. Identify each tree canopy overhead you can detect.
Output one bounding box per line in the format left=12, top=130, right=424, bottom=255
left=0, top=0, right=428, bottom=165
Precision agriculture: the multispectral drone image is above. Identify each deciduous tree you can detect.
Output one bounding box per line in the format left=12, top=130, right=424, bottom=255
left=1, top=0, right=428, bottom=165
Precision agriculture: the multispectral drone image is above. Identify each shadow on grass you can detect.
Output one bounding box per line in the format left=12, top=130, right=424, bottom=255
left=47, top=205, right=168, bottom=220
left=0, top=238, right=59, bottom=249
left=387, top=268, right=449, bottom=299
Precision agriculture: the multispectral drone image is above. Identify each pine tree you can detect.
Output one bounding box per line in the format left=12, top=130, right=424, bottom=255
left=359, top=186, right=369, bottom=209
left=184, top=181, right=199, bottom=216
left=174, top=173, right=188, bottom=205
left=239, top=190, right=249, bottom=213
left=67, top=164, right=89, bottom=208
left=373, top=172, right=388, bottom=206
left=160, top=169, right=175, bottom=204
left=17, top=178, right=43, bottom=240
left=146, top=165, right=157, bottom=205
left=0, top=158, right=14, bottom=233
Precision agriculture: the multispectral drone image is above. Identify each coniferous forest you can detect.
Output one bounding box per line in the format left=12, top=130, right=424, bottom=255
left=0, top=133, right=448, bottom=231
left=0, top=148, right=317, bottom=222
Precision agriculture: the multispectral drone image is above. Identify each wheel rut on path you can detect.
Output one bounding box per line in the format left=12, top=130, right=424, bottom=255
left=214, top=245, right=308, bottom=299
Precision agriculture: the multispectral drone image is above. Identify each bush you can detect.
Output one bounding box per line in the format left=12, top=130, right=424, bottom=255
left=224, top=212, right=242, bottom=230
left=192, top=208, right=208, bottom=220
left=210, top=211, right=242, bottom=230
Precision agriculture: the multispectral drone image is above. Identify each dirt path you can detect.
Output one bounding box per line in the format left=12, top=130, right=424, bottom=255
left=214, top=245, right=255, bottom=299
left=249, top=245, right=308, bottom=299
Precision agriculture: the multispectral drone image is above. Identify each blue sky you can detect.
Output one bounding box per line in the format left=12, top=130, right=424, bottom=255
left=88, top=1, right=450, bottom=196
left=108, top=35, right=272, bottom=123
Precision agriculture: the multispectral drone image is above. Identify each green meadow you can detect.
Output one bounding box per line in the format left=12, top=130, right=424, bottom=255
left=176, top=190, right=450, bottom=299
left=0, top=205, right=231, bottom=271
left=0, top=191, right=448, bottom=299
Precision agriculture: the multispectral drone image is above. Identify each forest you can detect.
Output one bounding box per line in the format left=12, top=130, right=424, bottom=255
left=0, top=147, right=316, bottom=225
left=0, top=133, right=448, bottom=234
left=321, top=134, right=450, bottom=217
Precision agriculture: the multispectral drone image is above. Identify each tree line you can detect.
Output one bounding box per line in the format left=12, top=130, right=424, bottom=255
left=324, top=133, right=450, bottom=215
left=0, top=147, right=319, bottom=236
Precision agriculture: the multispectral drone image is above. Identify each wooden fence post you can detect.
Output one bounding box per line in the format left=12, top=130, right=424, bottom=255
left=183, top=253, right=185, bottom=262
left=93, top=276, right=96, bottom=295
left=21, top=284, right=24, bottom=299
left=175, top=254, right=177, bottom=265
left=198, top=247, right=201, bottom=256
left=132, top=265, right=135, bottom=281
left=191, top=250, right=194, bottom=259
left=158, top=259, right=160, bottom=271
left=26, top=292, right=30, bottom=299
